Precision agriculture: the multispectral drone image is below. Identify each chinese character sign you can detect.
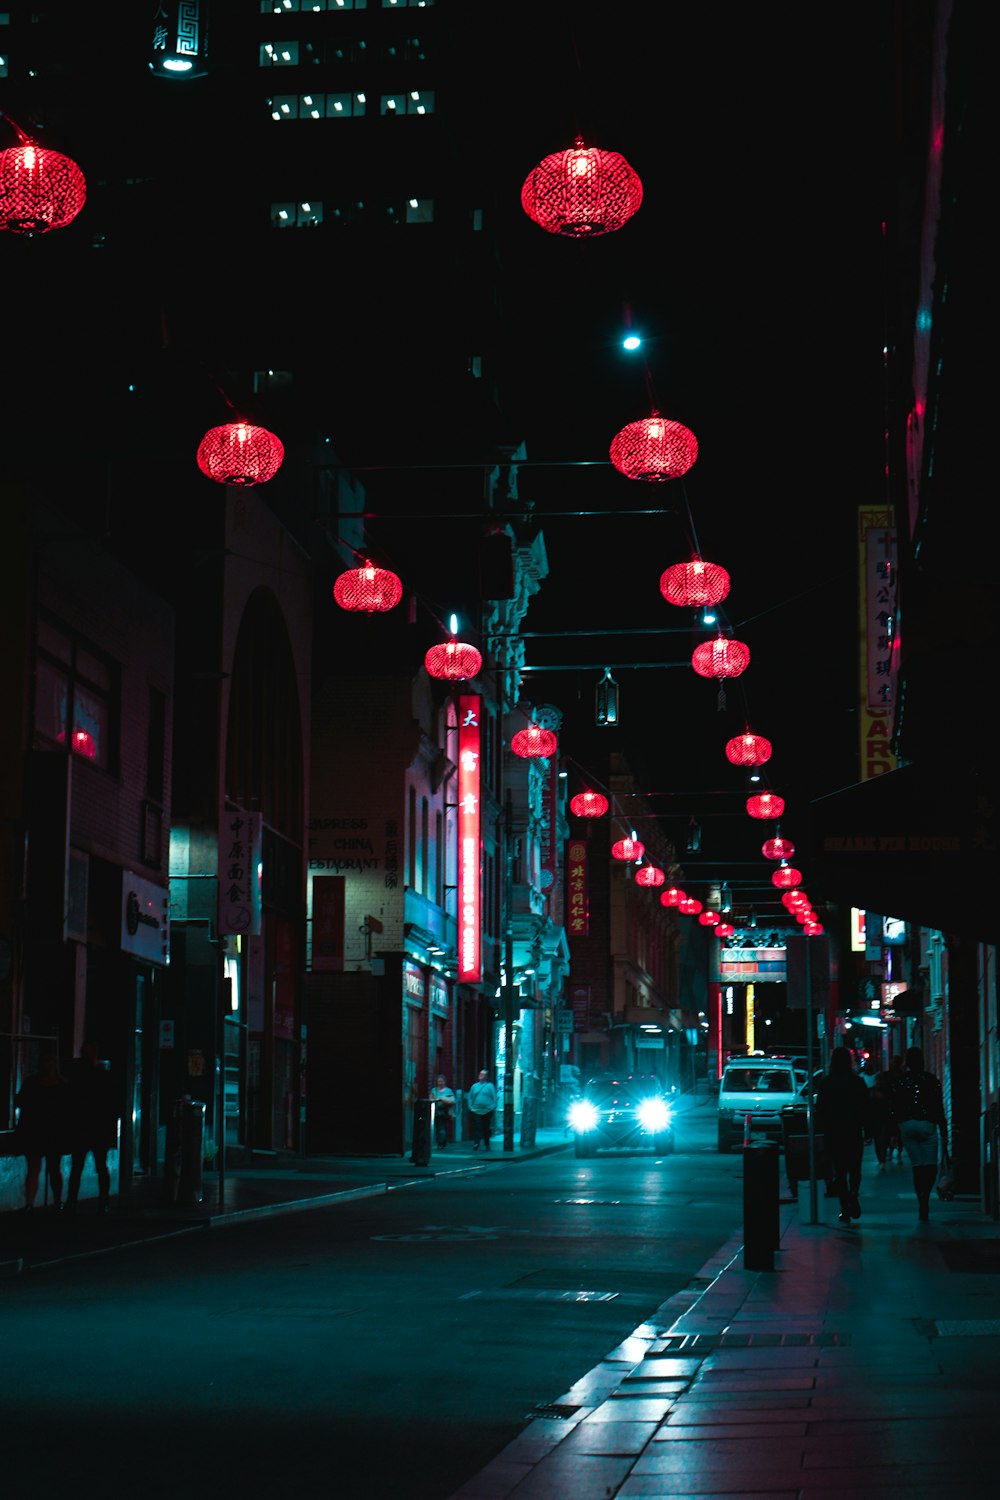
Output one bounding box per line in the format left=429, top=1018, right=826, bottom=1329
left=566, top=839, right=589, bottom=937
left=218, top=810, right=263, bottom=936
left=458, top=695, right=482, bottom=982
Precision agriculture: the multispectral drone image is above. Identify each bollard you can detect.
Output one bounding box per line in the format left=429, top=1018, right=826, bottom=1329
left=410, top=1098, right=433, bottom=1166
left=743, top=1140, right=779, bottom=1270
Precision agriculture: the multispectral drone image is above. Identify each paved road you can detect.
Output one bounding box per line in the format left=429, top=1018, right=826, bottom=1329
left=0, top=1098, right=745, bottom=1500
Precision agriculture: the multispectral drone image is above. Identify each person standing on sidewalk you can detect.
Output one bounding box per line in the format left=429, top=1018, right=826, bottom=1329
left=429, top=1075, right=456, bottom=1150
left=14, top=1050, right=71, bottom=1212
left=893, top=1046, right=949, bottom=1222
left=814, top=1045, right=872, bottom=1224
left=65, top=1039, right=119, bottom=1214
left=467, top=1069, right=497, bottom=1151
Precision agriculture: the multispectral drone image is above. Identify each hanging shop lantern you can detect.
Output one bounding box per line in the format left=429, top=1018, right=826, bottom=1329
left=520, top=136, right=642, bottom=237
left=610, top=412, right=698, bottom=483
left=804, top=922, right=824, bottom=936
left=678, top=897, right=703, bottom=915
left=0, top=127, right=86, bottom=234
left=611, top=836, right=645, bottom=862
left=782, top=889, right=810, bottom=910
left=569, top=790, right=608, bottom=818
left=634, top=865, right=665, bottom=888
left=746, top=792, right=785, bottom=819
left=771, top=865, right=802, bottom=889
left=659, top=886, right=685, bottom=908
left=424, top=639, right=483, bottom=681
left=333, top=560, right=403, bottom=613
left=511, top=723, right=558, bottom=758
left=698, top=910, right=720, bottom=927
left=196, top=421, right=284, bottom=486
left=716, top=922, right=736, bottom=938
left=659, top=556, right=731, bottom=608
left=762, top=837, right=795, bottom=861
left=691, top=635, right=750, bottom=680
left=725, top=731, right=773, bottom=767
left=796, top=908, right=815, bottom=924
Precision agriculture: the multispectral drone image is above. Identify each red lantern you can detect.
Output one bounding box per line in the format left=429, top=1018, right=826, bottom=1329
left=569, top=790, right=608, bottom=818
left=634, top=865, right=665, bottom=888
left=698, top=910, right=720, bottom=927
left=746, top=792, right=785, bottom=819
left=659, top=887, right=685, bottom=908
left=804, top=922, right=824, bottom=936
left=725, top=731, right=772, bottom=767
left=796, top=909, right=815, bottom=924
left=678, top=897, right=702, bottom=915
left=772, top=866, right=802, bottom=889
left=333, top=560, right=403, bottom=613
left=611, top=837, right=645, bottom=862
left=610, top=413, right=698, bottom=483
left=197, top=421, right=284, bottom=486
left=520, top=137, right=642, bottom=237
left=716, top=922, right=735, bottom=938
left=0, top=134, right=86, bottom=235
left=659, top=557, right=730, bottom=608
left=782, top=889, right=809, bottom=910
left=424, top=640, right=483, bottom=681
left=691, top=636, right=750, bottom=679
left=511, top=724, right=557, bottom=758
left=58, top=728, right=96, bottom=758
left=762, top=837, right=795, bottom=861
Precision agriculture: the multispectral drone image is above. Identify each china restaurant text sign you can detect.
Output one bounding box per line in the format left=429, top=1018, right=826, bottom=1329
left=458, top=695, right=482, bottom=982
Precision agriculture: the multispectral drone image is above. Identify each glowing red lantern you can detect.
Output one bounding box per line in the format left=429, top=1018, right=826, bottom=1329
left=747, top=792, right=785, bottom=819
left=716, top=922, right=735, bottom=938
left=804, top=922, right=825, bottom=936
left=569, top=791, right=608, bottom=818
left=58, top=728, right=96, bottom=758
left=660, top=887, right=685, bottom=907
left=772, top=866, right=802, bottom=889
left=783, top=889, right=809, bottom=910
left=611, top=837, right=645, bottom=862
left=796, top=909, right=815, bottom=924
left=762, top=837, right=795, bottom=861
left=610, top=413, right=698, bottom=483
left=197, top=421, right=284, bottom=486
left=634, top=865, right=665, bottom=888
left=0, top=131, right=86, bottom=234
left=425, top=639, right=483, bottom=681
left=725, top=731, right=772, bottom=767
left=692, top=636, right=750, bottom=680
left=698, top=910, right=720, bottom=927
left=520, top=136, right=642, bottom=237
left=511, top=723, right=557, bottom=758
left=333, top=560, right=403, bottom=613
left=678, top=897, right=702, bottom=915
left=659, top=557, right=730, bottom=608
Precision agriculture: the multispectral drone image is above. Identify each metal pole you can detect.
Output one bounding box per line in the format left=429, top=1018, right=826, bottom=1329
left=805, top=938, right=817, bottom=1224
left=503, top=792, right=515, bottom=1152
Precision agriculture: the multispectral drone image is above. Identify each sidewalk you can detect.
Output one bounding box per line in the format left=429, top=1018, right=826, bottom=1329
left=447, top=1155, right=1000, bottom=1499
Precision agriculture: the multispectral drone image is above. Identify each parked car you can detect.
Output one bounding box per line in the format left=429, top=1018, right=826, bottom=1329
left=717, top=1058, right=800, bottom=1152
left=569, top=1074, right=675, bottom=1158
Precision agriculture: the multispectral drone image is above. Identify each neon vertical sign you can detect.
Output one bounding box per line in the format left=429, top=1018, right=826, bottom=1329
left=457, top=695, right=482, bottom=982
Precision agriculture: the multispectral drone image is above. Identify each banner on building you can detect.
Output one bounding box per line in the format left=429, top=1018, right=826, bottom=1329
left=310, top=874, right=345, bottom=971
left=218, top=810, right=263, bottom=936
left=458, top=695, right=482, bottom=982
left=858, top=506, right=898, bottom=779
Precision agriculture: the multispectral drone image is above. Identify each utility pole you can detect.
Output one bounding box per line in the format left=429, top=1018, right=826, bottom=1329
left=503, top=790, right=515, bottom=1152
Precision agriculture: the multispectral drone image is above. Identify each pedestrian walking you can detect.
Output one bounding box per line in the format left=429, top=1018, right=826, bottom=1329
left=65, top=1039, right=119, bottom=1214
left=429, top=1075, right=456, bottom=1149
left=467, top=1069, right=497, bottom=1151
left=869, top=1054, right=904, bottom=1168
left=814, top=1045, right=872, bottom=1225
left=893, top=1046, right=949, bottom=1222
left=14, top=1050, right=70, bottom=1211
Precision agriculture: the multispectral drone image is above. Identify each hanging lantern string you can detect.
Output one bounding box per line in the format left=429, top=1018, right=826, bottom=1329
left=0, top=111, right=34, bottom=144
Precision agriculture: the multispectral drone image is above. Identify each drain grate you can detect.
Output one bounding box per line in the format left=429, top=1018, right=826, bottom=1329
left=530, top=1403, right=582, bottom=1420
left=652, top=1330, right=850, bottom=1350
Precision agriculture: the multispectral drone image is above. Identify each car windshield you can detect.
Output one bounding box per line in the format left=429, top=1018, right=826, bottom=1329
left=723, top=1068, right=795, bottom=1093
left=586, top=1078, right=660, bottom=1104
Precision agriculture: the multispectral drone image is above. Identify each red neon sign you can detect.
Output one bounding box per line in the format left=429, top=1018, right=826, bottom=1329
left=457, top=695, right=482, bottom=982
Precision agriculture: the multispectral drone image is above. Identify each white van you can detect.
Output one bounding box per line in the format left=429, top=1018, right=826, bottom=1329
left=717, top=1057, right=799, bottom=1152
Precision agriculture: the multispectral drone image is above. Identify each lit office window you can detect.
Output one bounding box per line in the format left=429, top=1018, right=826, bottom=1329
left=269, top=95, right=298, bottom=120
left=380, top=90, right=434, bottom=116
left=260, top=41, right=299, bottom=65
left=383, top=1, right=434, bottom=9
left=405, top=198, right=433, bottom=224
left=35, top=620, right=116, bottom=772
left=269, top=202, right=323, bottom=228
left=260, top=1, right=368, bottom=10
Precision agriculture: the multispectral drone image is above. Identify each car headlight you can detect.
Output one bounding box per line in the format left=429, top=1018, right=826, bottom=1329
left=569, top=1100, right=600, bottom=1132
left=637, top=1098, right=671, bottom=1131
